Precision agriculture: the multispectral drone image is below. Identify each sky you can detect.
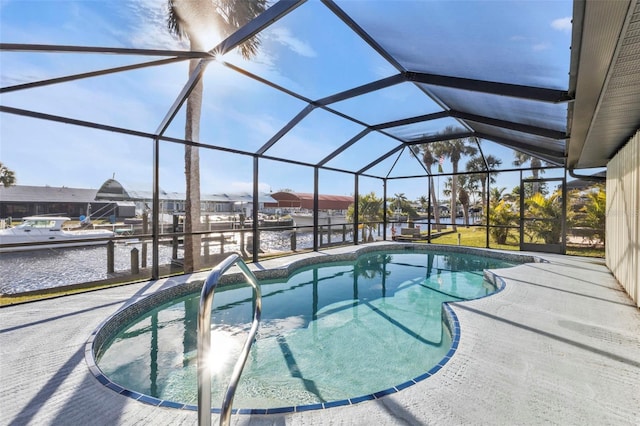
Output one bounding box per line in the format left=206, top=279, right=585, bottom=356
left=0, top=0, right=576, bottom=202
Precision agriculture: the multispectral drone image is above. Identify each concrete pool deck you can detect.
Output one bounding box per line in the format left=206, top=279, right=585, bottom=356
left=1, top=243, right=639, bottom=425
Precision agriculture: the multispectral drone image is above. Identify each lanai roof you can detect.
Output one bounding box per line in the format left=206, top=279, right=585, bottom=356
left=1, top=0, right=638, bottom=185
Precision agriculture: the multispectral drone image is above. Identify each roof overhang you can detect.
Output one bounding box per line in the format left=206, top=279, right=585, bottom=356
left=567, top=0, right=640, bottom=169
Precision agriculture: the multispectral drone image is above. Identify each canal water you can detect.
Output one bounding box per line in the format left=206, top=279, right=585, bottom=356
left=0, top=243, right=174, bottom=294
left=0, top=230, right=320, bottom=295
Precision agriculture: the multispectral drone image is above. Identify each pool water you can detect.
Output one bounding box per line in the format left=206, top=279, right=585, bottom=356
left=97, top=250, right=515, bottom=409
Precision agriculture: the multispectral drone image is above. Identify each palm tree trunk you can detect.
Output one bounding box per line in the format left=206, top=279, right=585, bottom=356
left=429, top=174, right=441, bottom=228
left=531, top=157, right=541, bottom=194
left=451, top=163, right=458, bottom=232
left=184, top=58, right=203, bottom=273
left=463, top=201, right=470, bottom=226
left=480, top=179, right=487, bottom=223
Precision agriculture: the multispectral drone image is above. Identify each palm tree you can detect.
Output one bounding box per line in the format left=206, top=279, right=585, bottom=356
left=442, top=175, right=476, bottom=226
left=433, top=126, right=478, bottom=232
left=167, top=0, right=267, bottom=272
left=347, top=192, right=383, bottom=242
left=417, top=143, right=441, bottom=227
left=490, top=186, right=507, bottom=204
left=417, top=195, right=428, bottom=212
left=513, top=152, right=545, bottom=194
left=525, top=191, right=563, bottom=244
left=487, top=186, right=518, bottom=245
left=392, top=193, right=408, bottom=211
left=489, top=200, right=518, bottom=245
left=578, top=185, right=606, bottom=244
left=457, top=175, right=477, bottom=226
left=0, top=162, right=17, bottom=187
left=442, top=177, right=454, bottom=206
left=467, top=153, right=502, bottom=219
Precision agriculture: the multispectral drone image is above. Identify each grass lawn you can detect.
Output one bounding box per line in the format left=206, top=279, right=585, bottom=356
left=427, top=226, right=519, bottom=251
left=425, top=226, right=604, bottom=258
left=0, top=281, right=126, bottom=306
left=566, top=244, right=605, bottom=258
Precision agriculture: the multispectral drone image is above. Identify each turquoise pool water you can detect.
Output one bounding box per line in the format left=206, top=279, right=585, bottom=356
left=96, top=250, right=515, bottom=409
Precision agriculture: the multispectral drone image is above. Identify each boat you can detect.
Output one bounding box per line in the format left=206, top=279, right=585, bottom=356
left=290, top=211, right=348, bottom=228
left=0, top=216, right=114, bottom=253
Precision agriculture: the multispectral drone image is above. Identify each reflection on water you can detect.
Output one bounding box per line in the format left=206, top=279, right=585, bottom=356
left=97, top=250, right=513, bottom=408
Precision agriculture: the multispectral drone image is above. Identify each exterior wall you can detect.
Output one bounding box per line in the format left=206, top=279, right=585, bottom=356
left=0, top=201, right=116, bottom=220
left=606, top=129, right=640, bottom=308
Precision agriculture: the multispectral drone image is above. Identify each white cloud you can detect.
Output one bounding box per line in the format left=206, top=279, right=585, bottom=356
left=532, top=42, right=551, bottom=51
left=551, top=17, right=572, bottom=33
left=229, top=181, right=271, bottom=193
left=125, top=0, right=185, bottom=50
left=268, top=27, right=316, bottom=58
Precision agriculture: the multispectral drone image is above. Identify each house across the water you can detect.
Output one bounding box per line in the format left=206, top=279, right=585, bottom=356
left=0, top=178, right=277, bottom=222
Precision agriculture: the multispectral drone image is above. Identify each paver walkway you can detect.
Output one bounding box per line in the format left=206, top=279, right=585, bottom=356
left=1, top=246, right=639, bottom=425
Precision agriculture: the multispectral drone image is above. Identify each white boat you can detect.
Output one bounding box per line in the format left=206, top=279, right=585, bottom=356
left=290, top=211, right=348, bottom=227
left=0, top=216, right=114, bottom=253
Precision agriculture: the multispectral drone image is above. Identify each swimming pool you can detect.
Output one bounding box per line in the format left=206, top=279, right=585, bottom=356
left=89, top=245, right=529, bottom=413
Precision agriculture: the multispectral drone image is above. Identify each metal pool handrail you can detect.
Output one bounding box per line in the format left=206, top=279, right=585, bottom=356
left=197, top=253, right=262, bottom=426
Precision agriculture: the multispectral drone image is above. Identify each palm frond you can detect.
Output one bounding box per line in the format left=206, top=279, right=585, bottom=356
left=217, top=0, right=269, bottom=59
left=167, top=0, right=187, bottom=40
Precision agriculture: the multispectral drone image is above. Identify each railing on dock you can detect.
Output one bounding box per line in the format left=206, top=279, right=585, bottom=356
left=197, top=253, right=262, bottom=426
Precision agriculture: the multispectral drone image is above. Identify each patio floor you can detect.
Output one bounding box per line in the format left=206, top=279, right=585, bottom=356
left=1, top=244, right=639, bottom=425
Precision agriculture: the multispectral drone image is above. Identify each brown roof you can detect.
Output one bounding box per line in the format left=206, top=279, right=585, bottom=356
left=267, top=192, right=353, bottom=210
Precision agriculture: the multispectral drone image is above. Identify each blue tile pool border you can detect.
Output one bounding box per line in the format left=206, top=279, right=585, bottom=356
left=84, top=243, right=535, bottom=415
